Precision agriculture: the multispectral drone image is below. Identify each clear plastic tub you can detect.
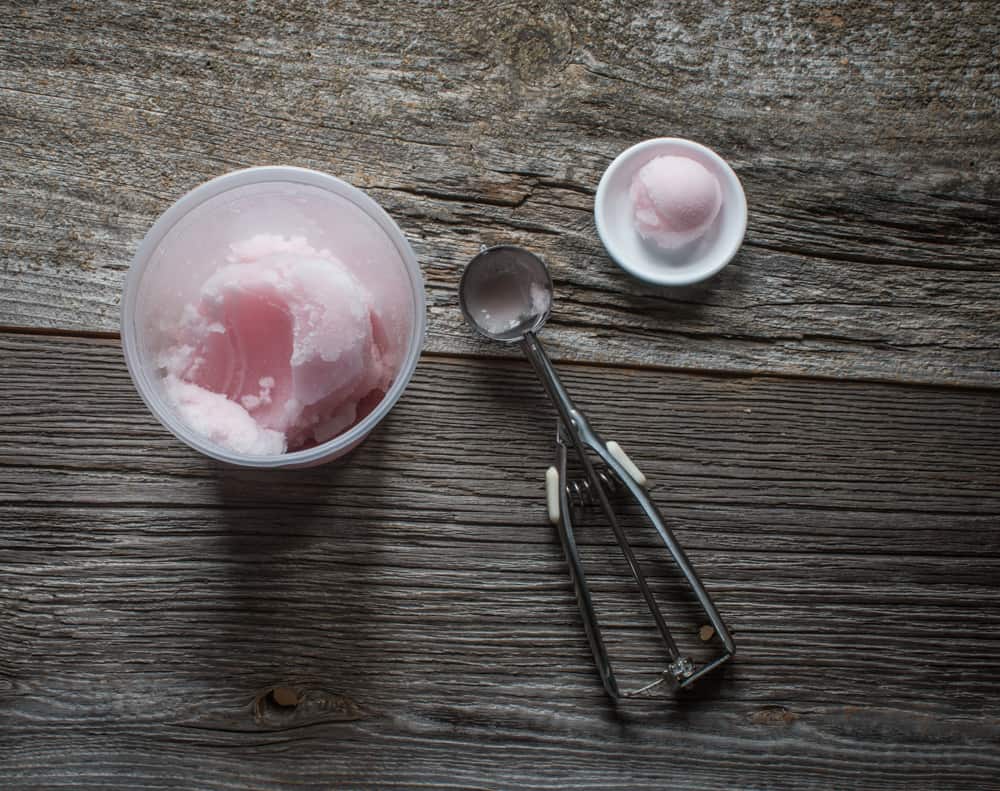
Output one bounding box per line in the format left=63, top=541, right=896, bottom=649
left=121, top=166, right=426, bottom=468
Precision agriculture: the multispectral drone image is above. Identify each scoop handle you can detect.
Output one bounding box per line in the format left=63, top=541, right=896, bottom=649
left=520, top=332, right=579, bottom=427
left=521, top=333, right=685, bottom=664
left=521, top=331, right=736, bottom=692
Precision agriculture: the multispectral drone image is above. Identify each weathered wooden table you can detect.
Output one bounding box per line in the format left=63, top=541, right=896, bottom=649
left=2, top=2, right=998, bottom=788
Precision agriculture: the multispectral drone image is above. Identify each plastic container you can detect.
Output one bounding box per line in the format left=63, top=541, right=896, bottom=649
left=121, top=166, right=426, bottom=468
left=594, top=137, right=747, bottom=286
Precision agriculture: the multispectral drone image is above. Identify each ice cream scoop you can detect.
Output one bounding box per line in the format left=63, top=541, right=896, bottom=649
left=630, top=155, right=722, bottom=249
left=458, top=244, right=735, bottom=700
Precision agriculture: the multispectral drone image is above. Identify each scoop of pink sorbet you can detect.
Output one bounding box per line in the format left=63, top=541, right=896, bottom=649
left=159, top=234, right=392, bottom=455
left=629, top=155, right=722, bottom=249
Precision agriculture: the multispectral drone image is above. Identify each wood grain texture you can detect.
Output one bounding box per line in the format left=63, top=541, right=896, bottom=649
left=2, top=1, right=999, bottom=385
left=2, top=333, right=998, bottom=789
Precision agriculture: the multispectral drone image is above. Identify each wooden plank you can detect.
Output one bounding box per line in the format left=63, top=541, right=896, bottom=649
left=1, top=333, right=998, bottom=788
left=2, top=2, right=999, bottom=386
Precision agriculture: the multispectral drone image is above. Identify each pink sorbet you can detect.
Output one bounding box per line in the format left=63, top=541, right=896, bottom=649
left=629, top=155, right=722, bottom=249
left=159, top=234, right=393, bottom=455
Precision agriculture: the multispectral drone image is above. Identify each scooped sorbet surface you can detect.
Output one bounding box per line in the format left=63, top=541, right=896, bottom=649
left=159, top=234, right=394, bottom=456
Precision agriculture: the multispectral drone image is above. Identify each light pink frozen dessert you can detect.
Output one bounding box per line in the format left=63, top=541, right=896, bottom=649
left=159, top=234, right=394, bottom=456
left=629, top=155, right=722, bottom=249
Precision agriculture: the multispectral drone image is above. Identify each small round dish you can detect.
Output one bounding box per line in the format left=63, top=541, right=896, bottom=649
left=594, top=138, right=747, bottom=287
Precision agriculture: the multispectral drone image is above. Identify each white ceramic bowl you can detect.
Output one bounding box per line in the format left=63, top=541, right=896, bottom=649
left=594, top=138, right=747, bottom=286
left=121, top=166, right=426, bottom=468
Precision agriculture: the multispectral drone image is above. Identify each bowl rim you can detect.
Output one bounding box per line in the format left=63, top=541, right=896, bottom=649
left=594, top=137, right=748, bottom=286
left=120, top=165, right=426, bottom=468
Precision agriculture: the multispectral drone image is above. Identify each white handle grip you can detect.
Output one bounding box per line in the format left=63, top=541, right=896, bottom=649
left=545, top=466, right=561, bottom=524
left=606, top=441, right=647, bottom=488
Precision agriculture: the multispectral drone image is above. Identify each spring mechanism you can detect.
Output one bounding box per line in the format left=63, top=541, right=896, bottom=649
left=565, top=464, right=620, bottom=508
